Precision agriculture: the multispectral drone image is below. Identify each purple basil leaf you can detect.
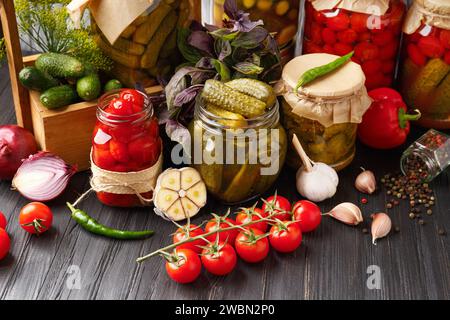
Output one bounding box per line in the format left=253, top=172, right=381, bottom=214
left=204, top=23, right=220, bottom=32
left=173, top=85, right=204, bottom=107
left=232, top=12, right=264, bottom=32
left=165, top=119, right=191, bottom=150
left=195, top=57, right=215, bottom=69
left=165, top=66, right=196, bottom=109
left=188, top=31, right=214, bottom=56
left=233, top=61, right=264, bottom=75
left=231, top=27, right=268, bottom=48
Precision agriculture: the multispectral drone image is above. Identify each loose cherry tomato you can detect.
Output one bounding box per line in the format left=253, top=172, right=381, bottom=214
left=120, top=89, right=145, bottom=111
left=292, top=200, right=322, bottom=233
left=269, top=221, right=302, bottom=253
left=165, top=249, right=201, bottom=284
left=201, top=242, right=237, bottom=276
left=0, top=228, right=10, bottom=260
left=235, top=229, right=269, bottom=263
left=262, top=195, right=292, bottom=221
left=109, top=140, right=130, bottom=163
left=418, top=36, right=445, bottom=58
left=173, top=224, right=205, bottom=254
left=407, top=43, right=427, bottom=66
left=235, top=207, right=268, bottom=233
left=0, top=211, right=7, bottom=229
left=19, top=202, right=53, bottom=235
left=204, top=217, right=238, bottom=245
left=109, top=98, right=134, bottom=116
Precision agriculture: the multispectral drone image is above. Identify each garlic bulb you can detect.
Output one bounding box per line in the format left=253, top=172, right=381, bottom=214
left=355, top=168, right=377, bottom=194
left=153, top=167, right=207, bottom=221
left=293, top=135, right=339, bottom=202
left=327, top=202, right=363, bottom=226
left=371, top=212, right=392, bottom=245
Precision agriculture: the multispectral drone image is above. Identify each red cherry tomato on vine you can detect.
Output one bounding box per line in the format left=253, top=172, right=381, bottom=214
left=0, top=211, right=7, bottom=229
left=235, top=228, right=269, bottom=263
left=165, top=249, right=201, bottom=284
left=173, top=224, right=205, bottom=254
left=120, top=89, right=145, bottom=112
left=0, top=228, right=10, bottom=260
left=269, top=222, right=302, bottom=253
left=19, top=202, right=53, bottom=235
left=292, top=200, right=322, bottom=233
left=204, top=217, right=238, bottom=245
left=262, top=195, right=291, bottom=221
left=235, top=208, right=268, bottom=233
left=201, top=242, right=237, bottom=276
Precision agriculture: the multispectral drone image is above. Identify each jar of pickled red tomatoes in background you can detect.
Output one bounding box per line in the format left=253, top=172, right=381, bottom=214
left=208, top=0, right=300, bottom=64
left=302, top=0, right=406, bottom=91
left=279, top=53, right=372, bottom=171
left=400, top=0, right=450, bottom=129
left=92, top=89, right=162, bottom=207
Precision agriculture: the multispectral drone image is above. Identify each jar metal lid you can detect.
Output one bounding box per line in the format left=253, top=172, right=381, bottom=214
left=282, top=53, right=366, bottom=99
left=404, top=0, right=450, bottom=34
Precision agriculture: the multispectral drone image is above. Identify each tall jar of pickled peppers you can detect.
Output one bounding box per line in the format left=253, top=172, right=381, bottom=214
left=92, top=89, right=162, bottom=207
left=400, top=0, right=450, bottom=129
left=302, top=0, right=406, bottom=91
left=279, top=54, right=372, bottom=171
left=209, top=0, right=300, bottom=64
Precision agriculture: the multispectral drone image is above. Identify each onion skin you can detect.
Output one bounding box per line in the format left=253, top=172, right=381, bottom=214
left=0, top=125, right=38, bottom=180
left=12, top=152, right=77, bottom=202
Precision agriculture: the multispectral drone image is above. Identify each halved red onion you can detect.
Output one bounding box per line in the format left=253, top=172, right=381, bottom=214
left=12, top=152, right=77, bottom=201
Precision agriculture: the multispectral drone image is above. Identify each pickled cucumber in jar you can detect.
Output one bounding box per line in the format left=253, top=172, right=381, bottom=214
left=189, top=78, right=286, bottom=203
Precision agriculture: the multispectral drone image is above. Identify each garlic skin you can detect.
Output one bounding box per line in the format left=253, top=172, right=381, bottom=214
left=327, top=202, right=363, bottom=226
left=371, top=212, right=392, bottom=245
left=296, top=162, right=339, bottom=202
left=355, top=169, right=377, bottom=194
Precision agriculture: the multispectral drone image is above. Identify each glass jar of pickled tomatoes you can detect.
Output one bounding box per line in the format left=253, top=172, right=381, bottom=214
left=400, top=0, right=450, bottom=129
left=302, top=0, right=406, bottom=91
left=92, top=89, right=161, bottom=207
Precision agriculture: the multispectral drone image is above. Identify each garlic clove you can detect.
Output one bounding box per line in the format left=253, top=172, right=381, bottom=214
left=160, top=170, right=181, bottom=191
left=327, top=202, right=363, bottom=226
left=371, top=212, right=392, bottom=245
left=355, top=169, right=377, bottom=194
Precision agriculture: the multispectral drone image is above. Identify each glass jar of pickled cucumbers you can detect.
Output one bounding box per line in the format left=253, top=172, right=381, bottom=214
left=279, top=53, right=372, bottom=171
left=91, top=0, right=200, bottom=87
left=188, top=78, right=287, bottom=204
left=209, top=0, right=300, bottom=64
left=302, top=0, right=406, bottom=91
left=399, top=0, right=450, bottom=129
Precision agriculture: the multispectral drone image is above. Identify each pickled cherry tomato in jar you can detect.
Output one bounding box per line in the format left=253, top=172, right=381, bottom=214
left=92, top=89, right=162, bottom=207
left=302, top=0, right=406, bottom=91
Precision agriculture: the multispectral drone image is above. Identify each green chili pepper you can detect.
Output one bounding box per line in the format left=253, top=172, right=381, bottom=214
left=67, top=203, right=154, bottom=240
left=295, top=52, right=354, bottom=92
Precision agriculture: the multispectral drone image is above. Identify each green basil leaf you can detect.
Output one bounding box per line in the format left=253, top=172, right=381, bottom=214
left=231, top=27, right=268, bottom=49
left=211, top=59, right=231, bottom=82
left=232, top=62, right=264, bottom=75
left=178, top=28, right=203, bottom=64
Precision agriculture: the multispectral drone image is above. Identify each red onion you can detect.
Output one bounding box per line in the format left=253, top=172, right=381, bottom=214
left=12, top=152, right=77, bottom=201
left=0, top=125, right=38, bottom=180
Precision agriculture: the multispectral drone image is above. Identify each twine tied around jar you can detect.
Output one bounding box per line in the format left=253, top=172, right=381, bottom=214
left=72, top=150, right=163, bottom=207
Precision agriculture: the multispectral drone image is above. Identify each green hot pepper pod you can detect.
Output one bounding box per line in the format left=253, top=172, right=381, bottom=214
left=67, top=203, right=154, bottom=240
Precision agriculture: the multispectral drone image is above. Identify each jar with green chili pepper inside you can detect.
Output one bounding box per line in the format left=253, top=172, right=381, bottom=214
left=399, top=0, right=450, bottom=129
left=278, top=53, right=372, bottom=171
left=188, top=78, right=287, bottom=204
left=92, top=89, right=162, bottom=207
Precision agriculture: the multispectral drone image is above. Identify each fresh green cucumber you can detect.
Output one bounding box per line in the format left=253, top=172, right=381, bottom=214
left=35, top=53, right=85, bottom=78
left=76, top=74, right=101, bottom=101
left=40, top=85, right=78, bottom=109
left=19, top=66, right=59, bottom=92
left=104, top=79, right=123, bottom=92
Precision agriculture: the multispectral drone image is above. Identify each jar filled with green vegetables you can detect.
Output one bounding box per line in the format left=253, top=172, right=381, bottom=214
left=278, top=53, right=372, bottom=171
left=188, top=79, right=287, bottom=204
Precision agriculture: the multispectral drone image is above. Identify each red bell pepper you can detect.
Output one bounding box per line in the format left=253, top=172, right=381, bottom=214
left=358, top=88, right=421, bottom=149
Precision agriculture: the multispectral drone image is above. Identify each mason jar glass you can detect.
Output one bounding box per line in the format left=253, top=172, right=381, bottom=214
left=92, top=90, right=161, bottom=207
left=188, top=97, right=287, bottom=204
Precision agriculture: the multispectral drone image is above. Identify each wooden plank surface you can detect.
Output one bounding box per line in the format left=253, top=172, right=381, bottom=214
left=0, top=65, right=449, bottom=300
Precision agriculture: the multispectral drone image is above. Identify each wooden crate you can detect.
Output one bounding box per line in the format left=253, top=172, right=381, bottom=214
left=0, top=1, right=162, bottom=171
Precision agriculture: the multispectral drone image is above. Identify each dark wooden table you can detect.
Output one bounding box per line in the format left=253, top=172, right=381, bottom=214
left=0, top=65, right=449, bottom=300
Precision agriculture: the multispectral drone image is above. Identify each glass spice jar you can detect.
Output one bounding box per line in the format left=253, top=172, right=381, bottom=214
left=401, top=129, right=450, bottom=182
left=399, top=0, right=450, bottom=129
left=302, top=0, right=406, bottom=91
left=92, top=89, right=162, bottom=207
left=188, top=97, right=287, bottom=204
left=279, top=53, right=372, bottom=171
